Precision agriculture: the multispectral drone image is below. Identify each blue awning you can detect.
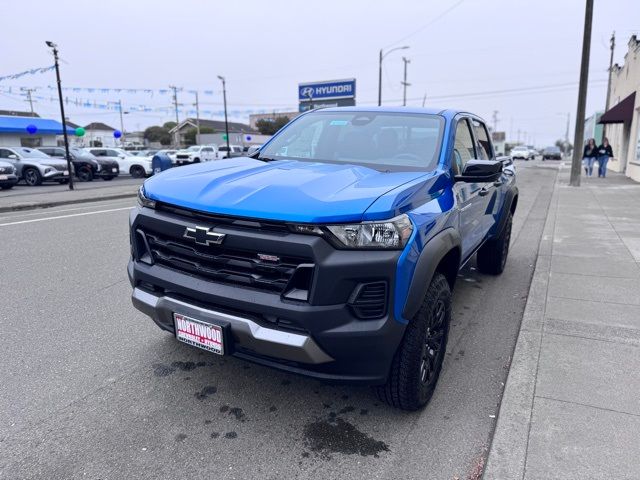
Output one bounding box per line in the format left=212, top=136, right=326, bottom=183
left=0, top=115, right=76, bottom=135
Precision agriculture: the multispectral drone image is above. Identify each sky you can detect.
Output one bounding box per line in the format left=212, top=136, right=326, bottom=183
left=1, top=0, right=638, bottom=146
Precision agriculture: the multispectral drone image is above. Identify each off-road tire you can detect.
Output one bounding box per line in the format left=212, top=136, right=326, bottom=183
left=376, top=273, right=451, bottom=411
left=477, top=212, right=513, bottom=275
left=24, top=168, right=42, bottom=186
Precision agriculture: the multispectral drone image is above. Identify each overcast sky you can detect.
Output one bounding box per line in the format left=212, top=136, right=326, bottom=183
left=1, top=0, right=638, bottom=146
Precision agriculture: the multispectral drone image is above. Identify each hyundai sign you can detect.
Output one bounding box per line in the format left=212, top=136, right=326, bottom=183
left=298, top=78, right=356, bottom=111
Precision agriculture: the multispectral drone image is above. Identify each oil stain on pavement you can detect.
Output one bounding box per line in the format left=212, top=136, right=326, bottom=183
left=303, top=417, right=389, bottom=459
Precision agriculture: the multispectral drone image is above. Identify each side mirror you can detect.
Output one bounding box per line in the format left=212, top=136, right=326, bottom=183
left=8, top=154, right=18, bottom=160
left=455, top=159, right=503, bottom=183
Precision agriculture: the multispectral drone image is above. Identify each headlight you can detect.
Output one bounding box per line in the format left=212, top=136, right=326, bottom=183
left=137, top=186, right=156, bottom=209
left=291, top=214, right=413, bottom=249
left=45, top=167, right=53, bottom=174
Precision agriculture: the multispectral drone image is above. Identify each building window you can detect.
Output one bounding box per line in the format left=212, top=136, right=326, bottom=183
left=20, top=137, right=42, bottom=147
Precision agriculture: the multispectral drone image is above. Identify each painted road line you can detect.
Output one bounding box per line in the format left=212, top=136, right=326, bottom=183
left=0, top=207, right=133, bottom=227
left=0, top=200, right=135, bottom=221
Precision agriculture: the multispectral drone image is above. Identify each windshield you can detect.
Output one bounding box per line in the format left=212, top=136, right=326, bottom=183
left=187, top=146, right=200, bottom=151
left=258, top=111, right=444, bottom=170
left=17, top=148, right=51, bottom=159
left=512, top=146, right=527, bottom=150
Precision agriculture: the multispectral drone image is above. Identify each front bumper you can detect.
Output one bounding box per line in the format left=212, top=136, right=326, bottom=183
left=127, top=206, right=408, bottom=384
left=96, top=165, right=120, bottom=177
left=42, top=169, right=68, bottom=180
left=0, top=174, right=18, bottom=187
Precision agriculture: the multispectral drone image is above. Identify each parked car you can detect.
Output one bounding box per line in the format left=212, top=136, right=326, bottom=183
left=510, top=145, right=534, bottom=160
left=0, top=160, right=19, bottom=189
left=38, top=146, right=119, bottom=181
left=218, top=144, right=244, bottom=158
left=133, top=149, right=159, bottom=157
left=130, top=106, right=518, bottom=410
left=542, top=146, right=563, bottom=160
left=155, top=149, right=177, bottom=163
left=0, top=147, right=71, bottom=186
left=173, top=145, right=220, bottom=165
left=86, top=148, right=152, bottom=178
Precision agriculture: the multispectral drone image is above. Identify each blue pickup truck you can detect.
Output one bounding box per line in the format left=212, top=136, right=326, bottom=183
left=129, top=107, right=517, bottom=410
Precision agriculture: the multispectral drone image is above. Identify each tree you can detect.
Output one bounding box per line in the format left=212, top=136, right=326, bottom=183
left=555, top=139, right=573, bottom=155
left=163, top=121, right=177, bottom=130
left=256, top=116, right=289, bottom=135
left=144, top=125, right=172, bottom=146
left=184, top=127, right=215, bottom=145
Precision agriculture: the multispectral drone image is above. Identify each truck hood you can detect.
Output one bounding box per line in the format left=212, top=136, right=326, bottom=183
left=143, top=158, right=434, bottom=223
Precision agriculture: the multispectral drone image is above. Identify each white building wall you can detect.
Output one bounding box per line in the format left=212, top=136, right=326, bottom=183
left=0, top=133, right=58, bottom=147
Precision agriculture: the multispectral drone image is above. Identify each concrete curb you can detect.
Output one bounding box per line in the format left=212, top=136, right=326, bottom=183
left=0, top=192, right=137, bottom=213
left=483, top=173, right=560, bottom=479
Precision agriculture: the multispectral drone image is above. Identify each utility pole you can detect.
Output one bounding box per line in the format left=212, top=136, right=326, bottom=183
left=401, top=57, right=411, bottom=106
left=21, top=88, right=36, bottom=114
left=117, top=99, right=125, bottom=146
left=565, top=113, right=570, bottom=153
left=169, top=85, right=180, bottom=146
left=492, top=110, right=499, bottom=132
left=217, top=76, right=230, bottom=157
left=570, top=0, right=594, bottom=187
left=604, top=31, right=615, bottom=138
left=194, top=91, right=200, bottom=143
left=517, top=129, right=521, bottom=143
left=378, top=45, right=409, bottom=106
left=422, top=92, right=427, bottom=107
left=46, top=41, right=73, bottom=191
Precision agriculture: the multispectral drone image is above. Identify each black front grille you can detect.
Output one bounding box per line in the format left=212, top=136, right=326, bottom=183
left=349, top=281, right=388, bottom=319
left=139, top=229, right=312, bottom=295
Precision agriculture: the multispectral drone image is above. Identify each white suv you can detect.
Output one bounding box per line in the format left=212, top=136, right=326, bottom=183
left=86, top=148, right=153, bottom=178
left=173, top=145, right=220, bottom=165
left=510, top=145, right=534, bottom=161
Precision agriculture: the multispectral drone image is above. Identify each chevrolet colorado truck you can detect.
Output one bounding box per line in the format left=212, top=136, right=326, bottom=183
left=129, top=107, right=518, bottom=410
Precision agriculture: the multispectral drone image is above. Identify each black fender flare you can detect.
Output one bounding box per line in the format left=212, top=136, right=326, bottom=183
left=402, top=228, right=461, bottom=320
left=489, top=186, right=518, bottom=240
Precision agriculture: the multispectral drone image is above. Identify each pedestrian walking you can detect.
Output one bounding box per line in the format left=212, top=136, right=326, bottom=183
left=582, top=138, right=598, bottom=177
left=597, top=137, right=614, bottom=178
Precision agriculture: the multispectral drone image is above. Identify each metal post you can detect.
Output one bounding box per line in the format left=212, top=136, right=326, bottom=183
left=194, top=91, right=200, bottom=143
left=401, top=57, right=411, bottom=106
left=218, top=76, right=230, bottom=156
left=378, top=49, right=383, bottom=106
left=569, top=0, right=594, bottom=187
left=169, top=85, right=180, bottom=146
left=118, top=99, right=125, bottom=146
left=47, top=41, right=73, bottom=190
left=21, top=88, right=35, bottom=114
left=603, top=31, right=615, bottom=138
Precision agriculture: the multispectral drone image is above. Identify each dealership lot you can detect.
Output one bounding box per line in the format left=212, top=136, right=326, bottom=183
left=0, top=162, right=557, bottom=479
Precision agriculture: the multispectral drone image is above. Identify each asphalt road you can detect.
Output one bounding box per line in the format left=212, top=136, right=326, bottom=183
left=0, top=159, right=559, bottom=480
left=0, top=176, right=143, bottom=200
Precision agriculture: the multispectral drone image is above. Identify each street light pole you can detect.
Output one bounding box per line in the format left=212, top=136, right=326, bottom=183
left=46, top=41, right=73, bottom=191
left=569, top=0, right=594, bottom=187
left=218, top=76, right=230, bottom=157
left=401, top=57, right=411, bottom=106
left=378, top=45, right=409, bottom=106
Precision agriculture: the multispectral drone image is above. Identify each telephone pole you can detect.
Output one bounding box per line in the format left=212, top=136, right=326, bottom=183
left=569, top=0, right=594, bottom=187
left=194, top=91, right=200, bottom=143
left=117, top=99, right=125, bottom=146
left=565, top=113, right=570, bottom=151
left=492, top=110, right=499, bottom=132
left=401, top=57, right=411, bottom=106
left=169, top=85, right=180, bottom=146
left=604, top=31, right=615, bottom=138
left=21, top=88, right=36, bottom=114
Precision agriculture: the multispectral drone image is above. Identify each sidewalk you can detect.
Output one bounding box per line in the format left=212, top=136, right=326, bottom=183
left=0, top=179, right=141, bottom=212
left=484, top=167, right=640, bottom=479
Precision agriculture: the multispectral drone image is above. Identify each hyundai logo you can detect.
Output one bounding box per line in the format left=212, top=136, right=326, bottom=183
left=300, top=86, right=314, bottom=99
left=183, top=226, right=226, bottom=246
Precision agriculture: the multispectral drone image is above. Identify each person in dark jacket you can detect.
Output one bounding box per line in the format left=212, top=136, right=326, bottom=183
left=582, top=138, right=598, bottom=177
left=597, top=137, right=614, bottom=178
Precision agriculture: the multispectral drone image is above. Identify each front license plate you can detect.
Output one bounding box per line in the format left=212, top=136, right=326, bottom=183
left=112, top=167, right=117, bottom=173
left=174, top=313, right=224, bottom=355
left=0, top=175, right=7, bottom=180
left=63, top=170, right=69, bottom=175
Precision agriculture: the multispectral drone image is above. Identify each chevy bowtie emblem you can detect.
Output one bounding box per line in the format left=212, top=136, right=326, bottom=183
left=183, top=226, right=226, bottom=246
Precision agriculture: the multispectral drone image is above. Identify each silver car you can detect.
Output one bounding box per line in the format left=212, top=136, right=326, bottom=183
left=0, top=160, right=19, bottom=190
left=0, top=147, right=71, bottom=186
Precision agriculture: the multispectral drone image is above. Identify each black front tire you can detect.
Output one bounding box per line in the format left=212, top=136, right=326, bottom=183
left=77, top=166, right=93, bottom=182
left=130, top=165, right=145, bottom=178
left=477, top=212, right=513, bottom=275
left=376, top=273, right=451, bottom=411
left=102, top=176, right=114, bottom=181
left=23, top=168, right=42, bottom=186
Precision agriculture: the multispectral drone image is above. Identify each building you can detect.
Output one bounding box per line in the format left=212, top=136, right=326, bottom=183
left=83, top=122, right=118, bottom=148
left=584, top=111, right=604, bottom=145
left=169, top=118, right=259, bottom=147
left=0, top=115, right=74, bottom=147
left=600, top=35, right=640, bottom=182
left=249, top=111, right=300, bottom=130
left=491, top=131, right=506, bottom=156
left=0, top=109, right=39, bottom=118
